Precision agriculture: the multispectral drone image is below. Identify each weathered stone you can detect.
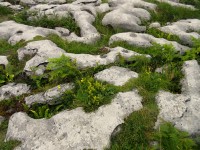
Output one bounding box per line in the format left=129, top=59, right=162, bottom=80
left=55, top=27, right=70, bottom=36
left=29, top=3, right=100, bottom=44
left=159, top=19, right=200, bottom=46
left=94, top=66, right=138, bottom=86
left=20, top=0, right=66, bottom=5
left=0, top=83, right=30, bottom=101
left=108, top=0, right=156, bottom=10
left=0, top=2, right=23, bottom=10
left=149, top=22, right=161, bottom=28
left=155, top=0, right=196, bottom=10
left=0, top=21, right=60, bottom=45
left=17, top=40, right=150, bottom=73
left=72, top=0, right=101, bottom=5
left=0, top=56, right=9, bottom=66
left=6, top=90, right=143, bottom=149
left=156, top=60, right=200, bottom=134
left=109, top=32, right=190, bottom=52
left=96, top=3, right=110, bottom=13
left=102, top=1, right=152, bottom=32
left=17, top=40, right=65, bottom=72
left=25, top=83, right=74, bottom=106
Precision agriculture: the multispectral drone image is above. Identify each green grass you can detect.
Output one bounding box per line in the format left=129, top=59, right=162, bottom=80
left=146, top=27, right=182, bottom=43
left=180, top=0, right=200, bottom=9
left=0, top=120, right=20, bottom=150
left=0, top=6, right=13, bottom=22
left=146, top=1, right=200, bottom=25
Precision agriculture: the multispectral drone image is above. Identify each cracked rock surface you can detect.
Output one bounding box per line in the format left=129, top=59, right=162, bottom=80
left=17, top=40, right=150, bottom=73
left=25, top=83, right=74, bottom=106
left=0, top=83, right=30, bottom=101
left=1, top=0, right=200, bottom=149
left=156, top=60, right=200, bottom=134
left=159, top=19, right=200, bottom=46
left=109, top=32, right=190, bottom=52
left=6, top=90, right=143, bottom=150
left=94, top=66, right=138, bottom=86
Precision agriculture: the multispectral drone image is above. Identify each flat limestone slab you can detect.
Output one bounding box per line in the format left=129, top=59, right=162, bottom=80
left=6, top=90, right=143, bottom=150
left=156, top=60, right=200, bottom=134
left=25, top=83, right=74, bottom=106
left=0, top=83, right=30, bottom=101
left=95, top=66, right=138, bottom=86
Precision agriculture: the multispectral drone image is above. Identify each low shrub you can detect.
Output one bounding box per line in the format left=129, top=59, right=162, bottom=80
left=154, top=122, right=196, bottom=150
left=75, top=76, right=117, bottom=112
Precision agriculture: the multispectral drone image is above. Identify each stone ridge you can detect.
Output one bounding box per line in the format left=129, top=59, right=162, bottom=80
left=156, top=60, right=200, bottom=134
left=6, top=90, right=143, bottom=150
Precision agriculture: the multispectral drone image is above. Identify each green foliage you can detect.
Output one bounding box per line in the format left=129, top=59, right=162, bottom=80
left=108, top=105, right=158, bottom=150
left=12, top=12, right=80, bottom=34
left=117, top=55, right=151, bottom=73
left=46, top=55, right=81, bottom=83
left=147, top=27, right=181, bottom=43
left=182, top=39, right=200, bottom=63
left=154, top=123, right=196, bottom=150
left=148, top=1, right=200, bottom=24
left=0, top=120, right=20, bottom=150
left=29, top=105, right=52, bottom=119
left=179, top=0, right=200, bottom=9
left=0, top=6, right=13, bottom=16
left=28, top=90, right=75, bottom=119
left=0, top=66, right=14, bottom=86
left=75, top=76, right=118, bottom=111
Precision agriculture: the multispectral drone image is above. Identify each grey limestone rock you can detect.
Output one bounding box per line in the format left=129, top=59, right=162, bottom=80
left=155, top=0, right=196, bottom=10
left=0, top=56, right=9, bottom=66
left=159, top=19, right=200, bottom=46
left=0, top=21, right=60, bottom=45
left=0, top=83, right=30, bottom=101
left=0, top=2, right=23, bottom=10
left=17, top=40, right=150, bottom=74
left=25, top=83, right=74, bottom=106
left=149, top=22, right=161, bottom=28
left=6, top=90, right=143, bottom=149
left=94, top=66, right=138, bottom=86
left=156, top=60, right=200, bottom=134
left=109, top=32, right=190, bottom=52
left=102, top=1, right=153, bottom=32
left=29, top=3, right=100, bottom=44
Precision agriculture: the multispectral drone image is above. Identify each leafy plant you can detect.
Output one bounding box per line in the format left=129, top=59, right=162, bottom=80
left=75, top=76, right=117, bottom=111
left=147, top=1, right=200, bottom=25
left=46, top=55, right=81, bottom=83
left=29, top=105, right=52, bottom=119
left=147, top=27, right=181, bottom=43
left=182, top=38, right=200, bottom=63
left=154, top=123, right=196, bottom=150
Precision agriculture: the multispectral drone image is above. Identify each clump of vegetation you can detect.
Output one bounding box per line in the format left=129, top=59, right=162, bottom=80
left=182, top=38, right=200, bottom=63
left=108, top=106, right=158, bottom=149
left=0, top=6, right=13, bottom=17
left=75, top=76, right=117, bottom=112
left=146, top=1, right=200, bottom=25
left=0, top=5, right=13, bottom=22
left=154, top=122, right=196, bottom=150
left=147, top=27, right=181, bottom=43
left=180, top=0, right=200, bottom=9
left=46, top=55, right=81, bottom=83
left=0, top=120, right=20, bottom=150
